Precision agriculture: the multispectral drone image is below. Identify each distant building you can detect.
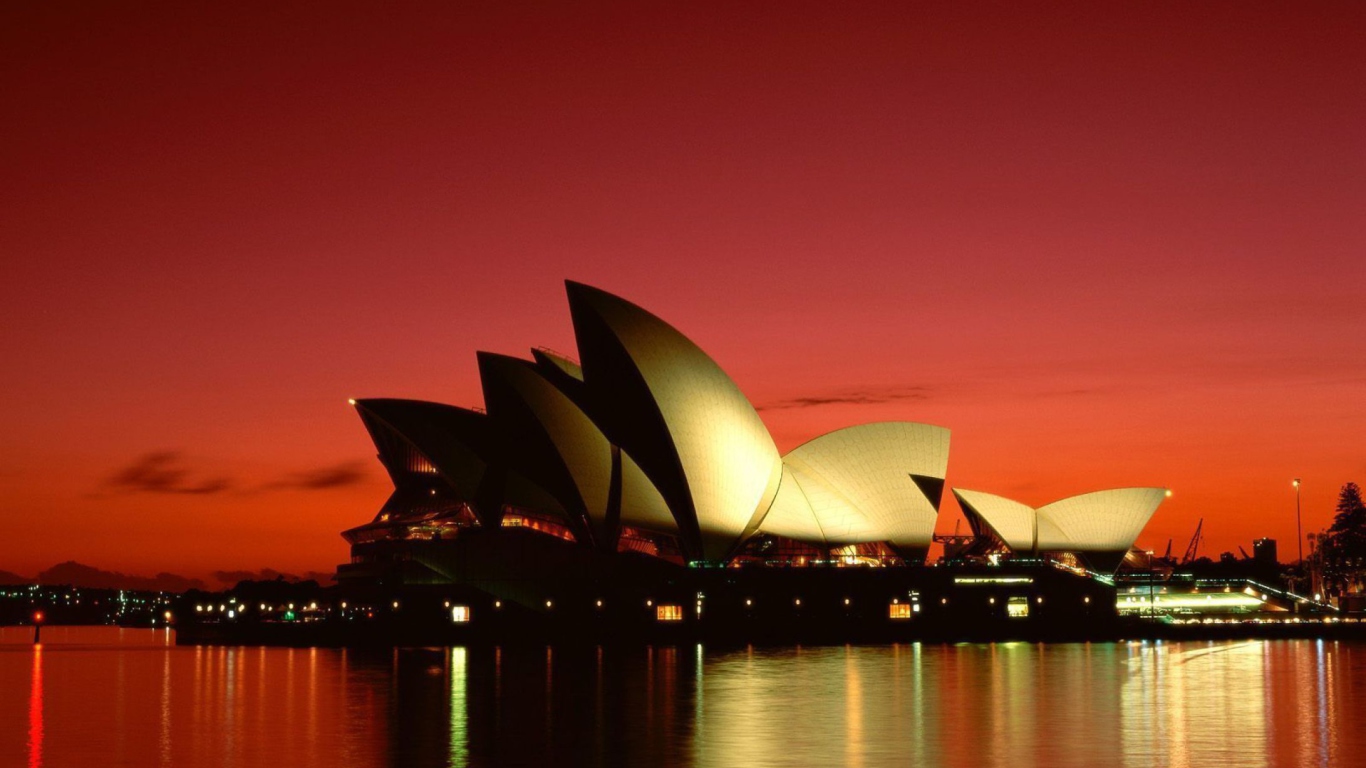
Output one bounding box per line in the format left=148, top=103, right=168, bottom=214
left=1254, top=538, right=1278, bottom=565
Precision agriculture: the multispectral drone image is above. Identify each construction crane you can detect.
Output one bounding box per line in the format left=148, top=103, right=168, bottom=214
left=1163, top=539, right=1173, bottom=561
left=1239, top=545, right=1252, bottom=560
left=1181, top=518, right=1204, bottom=564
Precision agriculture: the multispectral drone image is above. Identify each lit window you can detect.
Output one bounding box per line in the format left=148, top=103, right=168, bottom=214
left=451, top=606, right=470, bottom=623
left=656, top=605, right=684, bottom=622
left=1007, top=596, right=1029, bottom=618
left=889, top=603, right=913, bottom=620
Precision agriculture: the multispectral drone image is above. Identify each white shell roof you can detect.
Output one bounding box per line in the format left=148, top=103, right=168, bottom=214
left=760, top=422, right=950, bottom=549
left=757, top=464, right=831, bottom=543
left=532, top=347, right=584, bottom=380
left=571, top=284, right=782, bottom=560
left=954, top=486, right=1166, bottom=554
left=1038, top=488, right=1167, bottom=552
left=619, top=450, right=677, bottom=533
left=952, top=488, right=1049, bottom=550
left=484, top=357, right=613, bottom=530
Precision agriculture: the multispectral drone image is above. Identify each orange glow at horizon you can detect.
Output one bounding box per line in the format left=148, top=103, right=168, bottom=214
left=1, top=2, right=1363, bottom=582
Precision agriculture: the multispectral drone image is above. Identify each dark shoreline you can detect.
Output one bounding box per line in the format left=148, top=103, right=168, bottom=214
left=168, top=615, right=1363, bottom=648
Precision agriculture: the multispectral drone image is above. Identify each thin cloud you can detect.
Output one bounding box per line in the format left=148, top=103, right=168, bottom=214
left=264, top=461, right=369, bottom=491
left=102, top=451, right=233, bottom=495
left=759, top=386, right=932, bottom=411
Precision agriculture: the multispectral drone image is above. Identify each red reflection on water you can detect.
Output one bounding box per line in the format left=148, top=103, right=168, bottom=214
left=27, top=645, right=42, bottom=768
left=11, top=627, right=1366, bottom=767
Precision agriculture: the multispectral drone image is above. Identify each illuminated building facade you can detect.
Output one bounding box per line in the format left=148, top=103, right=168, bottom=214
left=342, top=281, right=959, bottom=573
left=333, top=281, right=1167, bottom=635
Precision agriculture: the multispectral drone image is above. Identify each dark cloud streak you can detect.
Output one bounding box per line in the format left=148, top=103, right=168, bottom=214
left=100, top=453, right=370, bottom=498
left=263, top=461, right=368, bottom=491
left=102, top=451, right=232, bottom=495
left=759, top=386, right=932, bottom=411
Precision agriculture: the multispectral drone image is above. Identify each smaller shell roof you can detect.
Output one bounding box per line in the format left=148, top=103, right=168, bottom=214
left=352, top=398, right=493, bottom=500
left=953, top=486, right=1167, bottom=557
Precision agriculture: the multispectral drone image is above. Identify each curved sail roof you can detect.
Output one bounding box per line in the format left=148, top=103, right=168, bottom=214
left=1038, top=488, right=1167, bottom=552
left=353, top=398, right=571, bottom=528
left=352, top=399, right=493, bottom=499
left=619, top=450, right=678, bottom=534
left=566, top=281, right=782, bottom=561
left=953, top=488, right=1069, bottom=551
left=478, top=353, right=612, bottom=544
left=774, top=422, right=950, bottom=552
left=531, top=348, right=584, bottom=381
left=952, top=486, right=1167, bottom=566
left=756, top=464, right=828, bottom=543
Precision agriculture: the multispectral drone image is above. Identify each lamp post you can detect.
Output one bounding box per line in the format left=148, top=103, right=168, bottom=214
left=1294, top=479, right=1303, bottom=565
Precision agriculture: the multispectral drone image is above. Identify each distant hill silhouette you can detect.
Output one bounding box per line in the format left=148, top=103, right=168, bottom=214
left=210, top=568, right=337, bottom=588
left=36, top=561, right=205, bottom=592
left=0, top=562, right=336, bottom=592
left=2, top=563, right=336, bottom=593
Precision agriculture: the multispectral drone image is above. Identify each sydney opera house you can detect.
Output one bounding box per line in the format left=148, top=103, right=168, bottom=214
left=336, top=281, right=1168, bottom=638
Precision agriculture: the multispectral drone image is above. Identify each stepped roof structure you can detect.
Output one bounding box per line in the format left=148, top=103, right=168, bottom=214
left=344, top=280, right=1164, bottom=572
left=346, top=281, right=950, bottom=563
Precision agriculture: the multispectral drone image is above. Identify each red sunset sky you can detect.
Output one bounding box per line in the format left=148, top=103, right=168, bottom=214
left=2, top=1, right=1363, bottom=584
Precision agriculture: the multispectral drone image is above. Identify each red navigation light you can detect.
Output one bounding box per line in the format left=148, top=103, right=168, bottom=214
left=33, top=611, right=44, bottom=624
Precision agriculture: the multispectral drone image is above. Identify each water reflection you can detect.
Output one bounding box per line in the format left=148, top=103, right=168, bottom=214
left=28, top=643, right=41, bottom=768
left=4, top=628, right=1366, bottom=767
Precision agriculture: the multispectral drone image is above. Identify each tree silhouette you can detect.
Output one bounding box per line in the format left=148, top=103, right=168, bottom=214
left=1319, top=482, right=1366, bottom=597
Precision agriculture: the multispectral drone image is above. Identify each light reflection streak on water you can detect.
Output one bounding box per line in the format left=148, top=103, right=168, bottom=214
left=845, top=646, right=862, bottom=768
left=596, top=646, right=605, bottom=757
left=308, top=647, right=319, bottom=767
left=1122, top=640, right=1270, bottom=768
left=160, top=649, right=171, bottom=767
left=545, top=645, right=554, bottom=748
left=694, top=642, right=704, bottom=755
left=227, top=647, right=239, bottom=767
left=448, top=647, right=468, bottom=768
left=1316, top=640, right=1330, bottom=766
left=27, top=644, right=42, bottom=768
left=910, top=642, right=925, bottom=767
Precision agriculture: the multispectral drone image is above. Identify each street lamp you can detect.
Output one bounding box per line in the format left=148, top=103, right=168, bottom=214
left=1293, top=479, right=1303, bottom=565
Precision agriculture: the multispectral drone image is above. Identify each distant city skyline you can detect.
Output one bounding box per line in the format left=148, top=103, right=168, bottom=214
left=2, top=1, right=1363, bottom=580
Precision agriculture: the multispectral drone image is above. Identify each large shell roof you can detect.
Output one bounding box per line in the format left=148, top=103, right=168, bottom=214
left=565, top=281, right=782, bottom=561
left=759, top=422, right=950, bottom=552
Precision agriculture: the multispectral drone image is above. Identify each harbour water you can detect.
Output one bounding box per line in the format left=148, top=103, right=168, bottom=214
left=1, top=627, right=1361, bottom=767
